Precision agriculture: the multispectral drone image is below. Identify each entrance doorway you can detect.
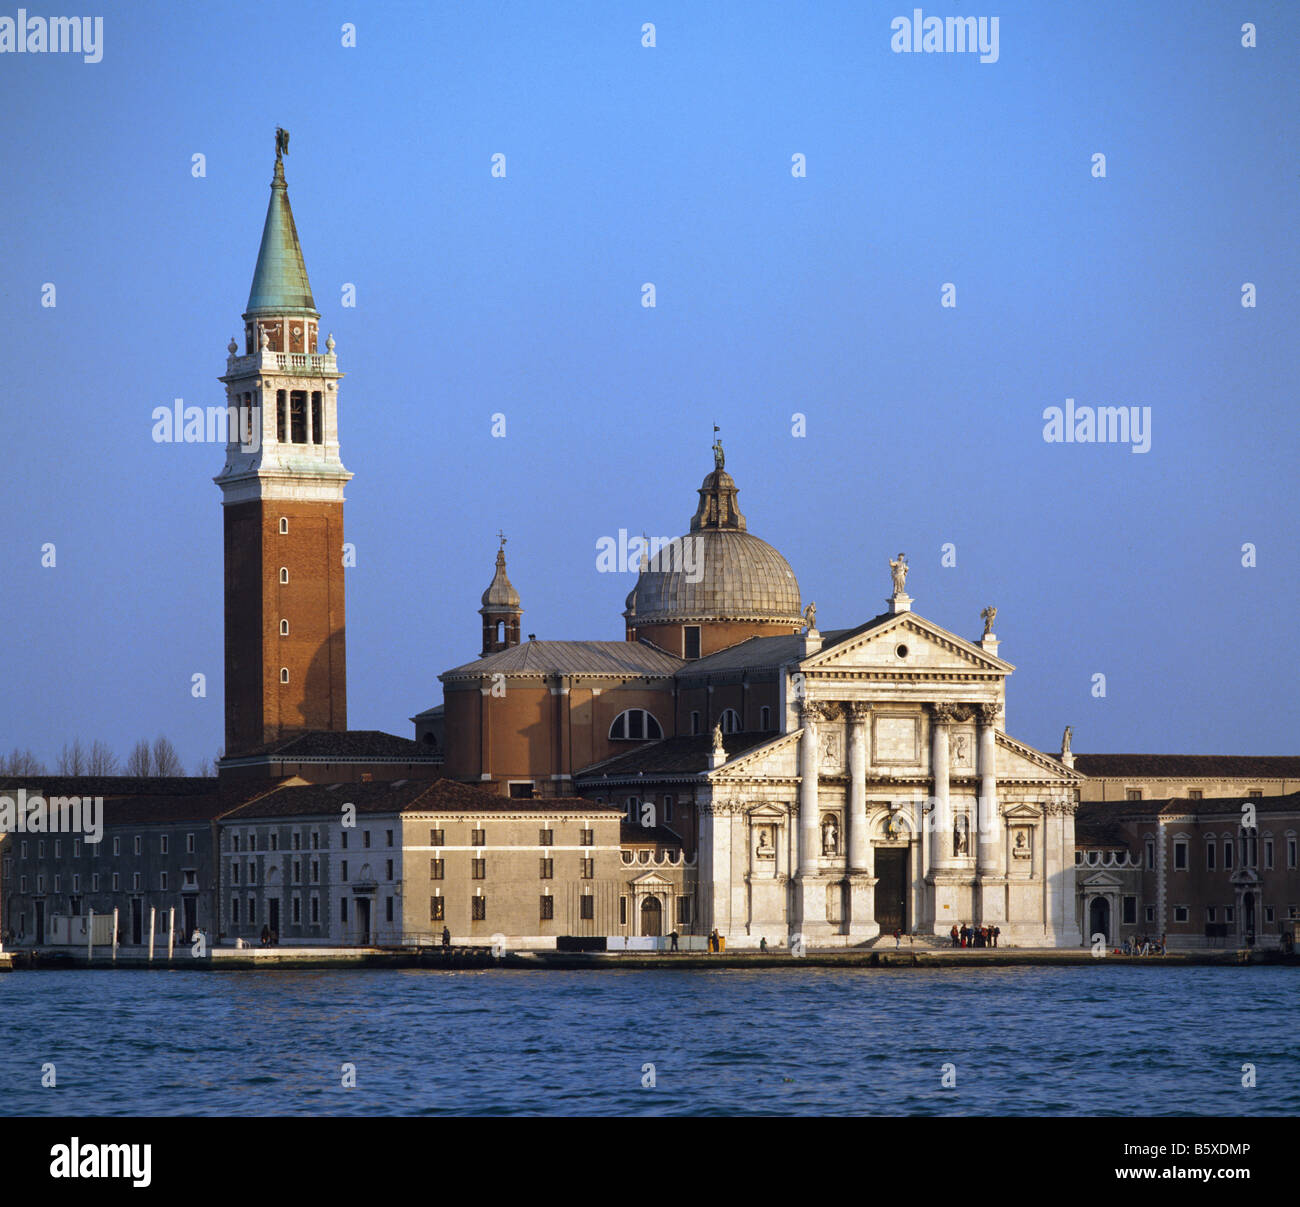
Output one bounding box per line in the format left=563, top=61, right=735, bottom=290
left=131, top=898, right=143, bottom=945
left=34, top=901, right=45, bottom=945
left=874, top=848, right=908, bottom=933
left=182, top=895, right=197, bottom=939
left=357, top=898, right=371, bottom=945
left=1089, top=896, right=1110, bottom=945
left=268, top=897, right=280, bottom=940
left=640, top=896, right=662, bottom=937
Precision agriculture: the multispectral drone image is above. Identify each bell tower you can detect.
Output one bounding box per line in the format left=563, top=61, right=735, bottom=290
left=216, top=131, right=351, bottom=755
left=479, top=534, right=522, bottom=655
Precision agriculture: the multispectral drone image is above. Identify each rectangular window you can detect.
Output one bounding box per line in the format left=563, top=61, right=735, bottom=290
left=270, top=833, right=279, bottom=852
left=430, top=859, right=444, bottom=880
left=1224, top=906, right=1235, bottom=923
left=292, top=895, right=301, bottom=924
left=690, top=710, right=701, bottom=736
left=581, top=858, right=594, bottom=879
left=1126, top=789, right=1142, bottom=801
left=54, top=839, right=62, bottom=857
left=92, top=874, right=100, bottom=892
left=385, top=860, right=393, bottom=881
left=247, top=896, right=256, bottom=924
left=363, top=831, right=371, bottom=849
left=472, top=859, right=485, bottom=880
left=1264, top=840, right=1274, bottom=870
left=340, top=897, right=349, bottom=923
left=112, top=874, right=119, bottom=891
left=509, top=782, right=535, bottom=799
left=684, top=625, right=701, bottom=660
left=1173, top=841, right=1187, bottom=870
left=385, top=897, right=394, bottom=923
left=1173, top=905, right=1189, bottom=923
left=1187, top=789, right=1202, bottom=799
left=1264, top=906, right=1275, bottom=924
left=472, top=896, right=486, bottom=921
left=663, top=796, right=674, bottom=824
left=159, top=872, right=168, bottom=891
left=232, top=898, right=241, bottom=925
left=431, top=896, right=444, bottom=922
left=1144, top=906, right=1155, bottom=923
left=620, top=896, right=628, bottom=925
left=73, top=839, right=80, bottom=858
left=311, top=831, right=319, bottom=850
left=539, top=828, right=553, bottom=846
left=1121, top=896, right=1136, bottom=925
left=1206, top=843, right=1216, bottom=871
left=1290, top=838, right=1298, bottom=869
left=580, top=895, right=594, bottom=920
left=186, top=833, right=195, bottom=853
left=540, top=895, right=554, bottom=920
left=386, top=830, right=394, bottom=847
left=310, top=896, right=320, bottom=924
left=276, top=390, right=287, bottom=443
left=539, top=858, right=553, bottom=879
left=134, top=836, right=142, bottom=855
left=249, top=834, right=257, bottom=852
left=248, top=863, right=256, bottom=885
left=232, top=862, right=240, bottom=885
left=581, top=828, right=594, bottom=846
left=472, top=829, right=485, bottom=846
left=1224, top=841, right=1234, bottom=869
left=292, top=860, right=301, bottom=884
left=430, top=828, right=444, bottom=846
left=311, top=392, right=323, bottom=445
left=293, top=831, right=301, bottom=851
left=1207, top=906, right=1217, bottom=922
left=677, top=896, right=693, bottom=925
left=1247, top=790, right=1262, bottom=798
left=132, top=873, right=141, bottom=892
left=341, top=861, right=348, bottom=881
left=341, top=832, right=349, bottom=850
left=160, top=835, right=169, bottom=855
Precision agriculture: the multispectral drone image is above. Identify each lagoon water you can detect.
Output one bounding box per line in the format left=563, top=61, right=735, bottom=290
left=1, top=966, right=1295, bottom=1116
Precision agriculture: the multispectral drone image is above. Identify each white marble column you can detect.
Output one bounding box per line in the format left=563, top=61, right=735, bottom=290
left=976, top=703, right=1003, bottom=875
left=847, top=703, right=871, bottom=874
left=797, top=701, right=822, bottom=877
left=928, top=704, right=955, bottom=874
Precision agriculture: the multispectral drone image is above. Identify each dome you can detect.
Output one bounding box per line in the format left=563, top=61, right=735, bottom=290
left=627, top=528, right=802, bottom=624
left=625, top=453, right=803, bottom=627
left=480, top=544, right=520, bottom=611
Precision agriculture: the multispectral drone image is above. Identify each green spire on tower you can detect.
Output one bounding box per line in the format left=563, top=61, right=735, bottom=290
left=245, top=128, right=317, bottom=318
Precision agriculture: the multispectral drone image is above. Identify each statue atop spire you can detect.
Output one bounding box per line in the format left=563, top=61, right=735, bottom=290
left=275, top=126, right=290, bottom=160
left=712, top=424, right=724, bottom=471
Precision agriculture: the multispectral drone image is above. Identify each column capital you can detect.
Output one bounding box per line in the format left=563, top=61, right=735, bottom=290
left=977, top=702, right=1003, bottom=726
left=800, top=700, right=826, bottom=725
left=931, top=702, right=960, bottom=725
left=846, top=701, right=873, bottom=722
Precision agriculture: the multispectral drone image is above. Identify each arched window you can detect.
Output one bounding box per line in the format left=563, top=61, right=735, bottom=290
left=279, top=667, right=289, bottom=684
left=760, top=705, right=771, bottom=730
left=280, top=619, right=289, bottom=636
left=609, top=709, right=663, bottom=741
left=718, top=708, right=741, bottom=734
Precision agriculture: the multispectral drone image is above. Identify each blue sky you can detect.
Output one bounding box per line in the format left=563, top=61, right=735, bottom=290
left=1, top=1, right=1296, bottom=770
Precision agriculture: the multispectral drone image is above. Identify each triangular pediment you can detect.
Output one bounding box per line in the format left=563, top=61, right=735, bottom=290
left=802, top=612, right=1014, bottom=676
left=709, top=730, right=800, bottom=781
left=630, top=870, right=674, bottom=887
left=995, top=732, right=1083, bottom=783
left=1002, top=802, right=1043, bottom=820
left=1080, top=870, right=1124, bottom=888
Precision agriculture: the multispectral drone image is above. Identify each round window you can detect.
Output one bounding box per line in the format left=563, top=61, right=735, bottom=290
left=895, top=644, right=909, bottom=658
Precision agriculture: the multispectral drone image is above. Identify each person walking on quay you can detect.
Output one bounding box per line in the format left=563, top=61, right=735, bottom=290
left=441, top=926, right=451, bottom=949
left=759, top=936, right=768, bottom=953
left=710, top=928, right=720, bottom=953
left=950, top=923, right=960, bottom=948
left=670, top=929, right=680, bottom=952
left=894, top=928, right=902, bottom=948
left=992, top=925, right=1000, bottom=948
left=959, top=924, right=967, bottom=947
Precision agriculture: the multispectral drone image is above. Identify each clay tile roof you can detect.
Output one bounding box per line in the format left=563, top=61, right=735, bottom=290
left=225, top=730, right=438, bottom=761
left=576, top=731, right=773, bottom=779
left=441, top=640, right=683, bottom=679
left=1073, top=753, right=1300, bottom=779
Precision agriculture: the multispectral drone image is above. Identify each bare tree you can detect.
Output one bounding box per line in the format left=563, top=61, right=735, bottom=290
left=57, top=738, right=88, bottom=775
left=86, top=740, right=119, bottom=775
left=125, top=739, right=153, bottom=777
left=0, top=747, right=47, bottom=775
left=152, top=736, right=183, bottom=777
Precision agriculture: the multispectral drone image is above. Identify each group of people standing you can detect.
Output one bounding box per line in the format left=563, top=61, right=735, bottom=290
left=950, top=922, right=999, bottom=948
left=1121, top=934, right=1166, bottom=956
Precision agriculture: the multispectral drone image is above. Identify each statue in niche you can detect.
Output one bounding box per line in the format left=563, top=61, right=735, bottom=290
left=954, top=814, right=970, bottom=856
left=756, top=828, right=774, bottom=859
left=1013, top=830, right=1031, bottom=859
left=890, top=552, right=909, bottom=595
left=885, top=810, right=905, bottom=840
left=821, top=732, right=840, bottom=767
left=821, top=815, right=839, bottom=855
